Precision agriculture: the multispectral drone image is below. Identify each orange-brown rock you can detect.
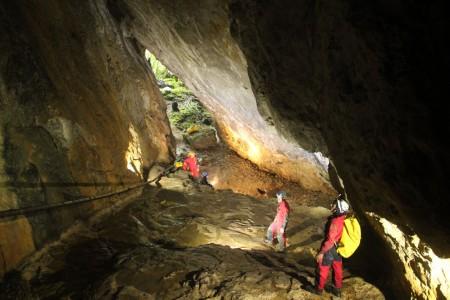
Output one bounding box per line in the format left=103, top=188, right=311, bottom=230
left=0, top=1, right=449, bottom=299
left=0, top=217, right=35, bottom=277
left=0, top=0, right=173, bottom=275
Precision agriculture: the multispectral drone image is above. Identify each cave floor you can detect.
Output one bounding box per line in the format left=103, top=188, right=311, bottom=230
left=195, top=146, right=333, bottom=207
left=2, top=172, right=384, bottom=299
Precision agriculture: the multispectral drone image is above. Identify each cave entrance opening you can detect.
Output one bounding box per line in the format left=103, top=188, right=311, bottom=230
left=143, top=50, right=323, bottom=201
left=145, top=50, right=219, bottom=158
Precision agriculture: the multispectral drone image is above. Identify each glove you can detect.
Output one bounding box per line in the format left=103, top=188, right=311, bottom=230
left=315, top=253, right=324, bottom=264
left=279, top=227, right=284, bottom=234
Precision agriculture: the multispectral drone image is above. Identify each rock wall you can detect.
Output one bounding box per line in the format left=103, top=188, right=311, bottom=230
left=1, top=0, right=449, bottom=298
left=116, top=0, right=448, bottom=298
left=121, top=0, right=334, bottom=193
left=229, top=0, right=450, bottom=250
left=229, top=1, right=450, bottom=298
left=0, top=0, right=173, bottom=276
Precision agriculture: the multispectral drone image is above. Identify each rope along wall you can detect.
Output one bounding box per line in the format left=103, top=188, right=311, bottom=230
left=0, top=167, right=171, bottom=219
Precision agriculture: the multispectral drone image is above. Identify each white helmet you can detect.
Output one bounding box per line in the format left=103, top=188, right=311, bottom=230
left=332, top=198, right=349, bottom=214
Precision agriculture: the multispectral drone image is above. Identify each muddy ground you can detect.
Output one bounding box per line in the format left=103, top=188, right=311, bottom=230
left=1, top=168, right=384, bottom=299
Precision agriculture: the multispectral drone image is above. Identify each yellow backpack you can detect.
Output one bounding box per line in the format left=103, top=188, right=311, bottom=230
left=337, top=216, right=361, bottom=258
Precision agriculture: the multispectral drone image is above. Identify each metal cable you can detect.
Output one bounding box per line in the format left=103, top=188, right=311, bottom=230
left=0, top=166, right=171, bottom=219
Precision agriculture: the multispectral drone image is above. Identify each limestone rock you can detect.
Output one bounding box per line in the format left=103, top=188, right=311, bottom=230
left=0, top=0, right=174, bottom=274
left=112, top=286, right=156, bottom=300
left=342, top=277, right=385, bottom=300
left=2, top=181, right=383, bottom=299
left=0, top=218, right=35, bottom=277
left=126, top=0, right=333, bottom=192
left=1, top=1, right=449, bottom=299
left=184, top=127, right=218, bottom=150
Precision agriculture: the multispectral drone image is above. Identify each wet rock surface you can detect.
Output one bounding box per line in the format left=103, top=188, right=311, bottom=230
left=1, top=0, right=448, bottom=298
left=3, top=176, right=384, bottom=299
left=123, top=1, right=450, bottom=297
left=198, top=146, right=333, bottom=205
left=127, top=0, right=333, bottom=193
left=0, top=0, right=173, bottom=275
left=184, top=127, right=218, bottom=150
left=124, top=0, right=450, bottom=255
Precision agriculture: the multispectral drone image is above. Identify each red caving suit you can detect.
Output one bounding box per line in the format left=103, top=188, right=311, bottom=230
left=316, top=214, right=346, bottom=290
left=183, top=156, right=200, bottom=178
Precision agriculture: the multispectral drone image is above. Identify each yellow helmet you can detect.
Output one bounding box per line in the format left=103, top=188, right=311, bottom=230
left=187, top=151, right=196, bottom=157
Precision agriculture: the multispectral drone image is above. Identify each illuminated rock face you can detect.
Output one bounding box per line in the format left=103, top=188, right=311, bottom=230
left=119, top=1, right=449, bottom=298
left=121, top=0, right=449, bottom=253
left=368, top=213, right=450, bottom=299
left=3, top=183, right=385, bottom=300
left=0, top=1, right=173, bottom=276
left=227, top=0, right=450, bottom=253
left=0, top=0, right=449, bottom=299
left=124, top=0, right=334, bottom=193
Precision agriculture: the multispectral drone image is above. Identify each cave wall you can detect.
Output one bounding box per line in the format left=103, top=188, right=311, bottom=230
left=232, top=1, right=450, bottom=298
left=119, top=0, right=334, bottom=193
left=115, top=0, right=448, bottom=298
left=0, top=0, right=173, bottom=276
left=229, top=0, right=450, bottom=251
left=1, top=0, right=449, bottom=298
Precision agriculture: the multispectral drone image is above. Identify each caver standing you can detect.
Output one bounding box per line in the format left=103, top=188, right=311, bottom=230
left=312, top=196, right=350, bottom=297
left=182, top=151, right=200, bottom=179
left=264, top=191, right=290, bottom=251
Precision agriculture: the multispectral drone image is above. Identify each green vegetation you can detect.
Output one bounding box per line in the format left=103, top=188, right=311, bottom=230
left=161, top=78, right=192, bottom=101
left=147, top=52, right=191, bottom=100
left=147, top=51, right=169, bottom=80
left=169, top=100, right=212, bottom=131
left=146, top=51, right=213, bottom=132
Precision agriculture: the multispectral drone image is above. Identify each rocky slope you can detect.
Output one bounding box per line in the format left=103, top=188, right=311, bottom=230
left=119, top=1, right=450, bottom=298
left=2, top=174, right=384, bottom=299
left=1, top=0, right=449, bottom=298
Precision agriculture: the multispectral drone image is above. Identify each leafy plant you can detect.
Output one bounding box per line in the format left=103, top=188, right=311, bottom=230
left=147, top=52, right=169, bottom=80
left=169, top=100, right=211, bottom=131
left=146, top=50, right=213, bottom=133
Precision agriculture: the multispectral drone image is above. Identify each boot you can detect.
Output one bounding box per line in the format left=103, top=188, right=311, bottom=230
left=276, top=244, right=286, bottom=252
left=306, top=285, right=323, bottom=296
left=331, top=287, right=341, bottom=298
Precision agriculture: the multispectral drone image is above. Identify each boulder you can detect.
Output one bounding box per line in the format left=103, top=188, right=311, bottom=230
left=184, top=127, right=218, bottom=150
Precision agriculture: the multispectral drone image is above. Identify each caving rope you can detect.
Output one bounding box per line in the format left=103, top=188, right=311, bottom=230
left=0, top=166, right=173, bottom=219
